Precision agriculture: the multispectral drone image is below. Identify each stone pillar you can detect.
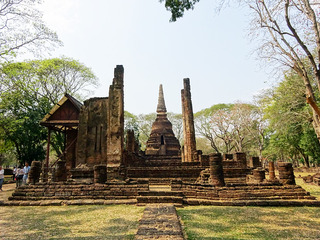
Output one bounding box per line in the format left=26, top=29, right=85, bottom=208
left=94, top=165, right=107, bottom=184
left=235, top=152, right=247, bottom=168
left=209, top=153, right=225, bottom=187
left=126, top=129, right=136, bottom=153
left=249, top=156, right=261, bottom=168
left=55, top=160, right=67, bottom=182
left=28, top=161, right=42, bottom=185
left=107, top=65, right=124, bottom=166
left=278, top=162, right=295, bottom=185
left=253, top=167, right=265, bottom=183
left=66, top=129, right=77, bottom=170
left=200, top=155, right=209, bottom=167
left=269, top=161, right=276, bottom=181
left=181, top=78, right=197, bottom=162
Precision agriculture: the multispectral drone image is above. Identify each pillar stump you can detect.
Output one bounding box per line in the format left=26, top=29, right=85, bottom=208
left=249, top=157, right=261, bottom=168
left=253, top=167, right=265, bottom=183
left=269, top=161, right=276, bottom=181
left=94, top=165, right=107, bottom=184
left=55, top=160, right=67, bottom=182
left=209, top=153, right=225, bottom=187
left=235, top=152, right=247, bottom=169
left=28, top=161, right=42, bottom=184
left=278, top=162, right=295, bottom=185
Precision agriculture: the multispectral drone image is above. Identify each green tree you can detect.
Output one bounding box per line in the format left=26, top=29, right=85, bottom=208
left=195, top=103, right=266, bottom=156
left=159, top=0, right=200, bottom=22
left=0, top=0, right=61, bottom=60
left=0, top=58, right=98, bottom=165
left=260, top=71, right=320, bottom=166
left=167, top=112, right=183, bottom=144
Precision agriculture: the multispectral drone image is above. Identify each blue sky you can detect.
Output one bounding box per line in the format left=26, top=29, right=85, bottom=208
left=39, top=0, right=271, bottom=115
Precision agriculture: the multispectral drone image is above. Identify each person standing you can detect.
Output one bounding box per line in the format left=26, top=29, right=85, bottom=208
left=13, top=166, right=17, bottom=181
left=23, top=162, right=30, bottom=185
left=16, top=165, right=24, bottom=188
left=0, top=166, right=4, bottom=191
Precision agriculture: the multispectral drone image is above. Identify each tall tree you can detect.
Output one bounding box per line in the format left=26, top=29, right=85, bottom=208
left=194, top=103, right=264, bottom=154
left=259, top=70, right=320, bottom=166
left=0, top=58, right=98, bottom=165
left=160, top=0, right=320, bottom=141
left=0, top=0, right=61, bottom=60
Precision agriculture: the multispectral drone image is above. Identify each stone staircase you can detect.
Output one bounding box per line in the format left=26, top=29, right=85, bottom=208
left=137, top=190, right=184, bottom=206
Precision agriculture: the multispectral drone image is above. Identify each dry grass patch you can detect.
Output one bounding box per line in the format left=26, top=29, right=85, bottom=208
left=178, top=206, right=320, bottom=240
left=0, top=205, right=144, bottom=240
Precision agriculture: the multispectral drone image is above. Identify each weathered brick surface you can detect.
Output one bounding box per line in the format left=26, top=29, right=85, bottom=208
left=9, top=180, right=149, bottom=201
left=181, top=78, right=197, bottom=163
left=135, top=205, right=185, bottom=240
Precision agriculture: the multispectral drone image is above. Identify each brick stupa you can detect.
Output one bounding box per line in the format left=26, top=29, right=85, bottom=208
left=145, top=84, right=181, bottom=156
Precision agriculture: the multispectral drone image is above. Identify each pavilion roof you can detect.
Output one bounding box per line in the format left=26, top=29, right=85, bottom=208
left=40, top=93, right=83, bottom=131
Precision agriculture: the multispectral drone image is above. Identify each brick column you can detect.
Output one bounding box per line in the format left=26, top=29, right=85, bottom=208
left=235, top=152, right=247, bottom=168
left=28, top=161, right=42, bottom=185
left=209, top=153, right=225, bottom=187
left=253, top=167, right=265, bottom=183
left=55, top=160, right=67, bottom=182
left=249, top=156, right=261, bottom=168
left=278, top=162, right=295, bottom=185
left=181, top=78, right=197, bottom=162
left=269, top=161, right=276, bottom=181
left=94, top=164, right=107, bottom=184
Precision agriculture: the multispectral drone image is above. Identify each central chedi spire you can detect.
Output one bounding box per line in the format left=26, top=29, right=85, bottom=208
left=145, top=84, right=181, bottom=156
left=157, top=84, right=167, bottom=113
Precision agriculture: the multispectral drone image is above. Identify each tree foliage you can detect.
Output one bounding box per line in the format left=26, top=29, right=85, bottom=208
left=0, top=0, right=61, bottom=60
left=0, top=58, right=98, bottom=165
left=159, top=0, right=200, bottom=21
left=259, top=70, right=320, bottom=166
left=194, top=103, right=266, bottom=155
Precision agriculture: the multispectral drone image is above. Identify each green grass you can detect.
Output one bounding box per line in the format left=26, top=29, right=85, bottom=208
left=0, top=205, right=144, bottom=240
left=177, top=206, right=320, bottom=240
left=178, top=173, right=320, bottom=240
left=296, top=177, right=320, bottom=199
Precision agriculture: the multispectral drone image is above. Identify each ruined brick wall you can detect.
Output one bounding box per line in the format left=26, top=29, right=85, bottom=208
left=76, top=97, right=109, bottom=166
left=76, top=65, right=124, bottom=167
left=181, top=78, right=197, bottom=162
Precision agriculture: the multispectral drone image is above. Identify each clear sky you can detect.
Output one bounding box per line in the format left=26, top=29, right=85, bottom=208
left=38, top=0, right=271, bottom=115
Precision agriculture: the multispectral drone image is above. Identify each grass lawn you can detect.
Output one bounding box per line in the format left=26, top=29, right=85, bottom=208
left=178, top=172, right=320, bottom=240
left=0, top=205, right=144, bottom=240
left=177, top=205, right=320, bottom=240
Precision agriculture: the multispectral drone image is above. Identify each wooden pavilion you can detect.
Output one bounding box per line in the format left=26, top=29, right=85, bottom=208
left=40, top=93, right=82, bottom=178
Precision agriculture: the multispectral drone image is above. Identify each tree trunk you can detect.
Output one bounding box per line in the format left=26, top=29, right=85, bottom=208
left=302, top=155, right=310, bottom=168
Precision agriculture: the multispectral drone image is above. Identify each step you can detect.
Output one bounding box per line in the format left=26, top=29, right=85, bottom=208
left=137, top=196, right=183, bottom=204
left=138, top=191, right=183, bottom=197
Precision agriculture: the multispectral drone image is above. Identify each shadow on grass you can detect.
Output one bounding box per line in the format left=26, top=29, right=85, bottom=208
left=178, top=206, right=320, bottom=240
left=1, top=205, right=143, bottom=240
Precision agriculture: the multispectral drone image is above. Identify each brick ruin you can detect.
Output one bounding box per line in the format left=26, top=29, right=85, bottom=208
left=145, top=84, right=181, bottom=156
left=7, top=65, right=320, bottom=206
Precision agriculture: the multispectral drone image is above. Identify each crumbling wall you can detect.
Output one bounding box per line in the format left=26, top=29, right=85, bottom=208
left=76, top=97, right=108, bottom=165
left=76, top=65, right=124, bottom=167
